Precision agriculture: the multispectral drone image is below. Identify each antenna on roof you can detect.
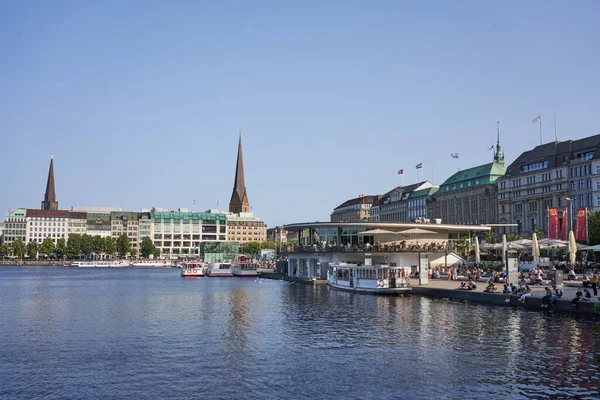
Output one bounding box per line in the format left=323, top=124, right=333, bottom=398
left=553, top=108, right=558, bottom=142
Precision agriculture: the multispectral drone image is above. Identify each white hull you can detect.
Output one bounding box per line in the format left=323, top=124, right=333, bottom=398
left=131, top=260, right=174, bottom=268
left=328, top=281, right=411, bottom=294
left=73, top=260, right=130, bottom=268
left=180, top=262, right=205, bottom=277
left=207, top=262, right=233, bottom=277
left=231, top=260, right=259, bottom=277
left=328, top=263, right=412, bottom=295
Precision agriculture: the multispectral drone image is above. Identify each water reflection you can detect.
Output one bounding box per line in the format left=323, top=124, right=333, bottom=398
left=0, top=267, right=598, bottom=400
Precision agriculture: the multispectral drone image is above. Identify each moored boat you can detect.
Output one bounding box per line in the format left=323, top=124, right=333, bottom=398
left=231, top=259, right=259, bottom=277
left=130, top=259, right=175, bottom=268
left=180, top=261, right=206, bottom=277
left=207, top=262, right=233, bottom=277
left=72, top=260, right=130, bottom=268
left=328, top=262, right=411, bottom=294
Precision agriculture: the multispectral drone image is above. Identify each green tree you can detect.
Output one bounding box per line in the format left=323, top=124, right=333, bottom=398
left=92, top=235, right=105, bottom=257
left=588, top=210, right=600, bottom=245
left=533, top=229, right=545, bottom=240
left=140, top=237, right=155, bottom=259
left=116, top=234, right=130, bottom=258
left=67, top=234, right=82, bottom=258
left=104, top=237, right=117, bottom=257
left=11, top=238, right=26, bottom=259
left=240, top=242, right=261, bottom=255
left=484, top=230, right=496, bottom=244
left=153, top=247, right=161, bottom=259
left=56, top=238, right=67, bottom=259
left=40, top=237, right=56, bottom=258
left=0, top=243, right=9, bottom=259
left=505, top=233, right=522, bottom=242
left=80, top=235, right=93, bottom=258
left=27, top=241, right=39, bottom=259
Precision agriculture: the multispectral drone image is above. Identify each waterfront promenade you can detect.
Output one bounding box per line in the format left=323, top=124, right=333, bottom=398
left=411, top=277, right=599, bottom=315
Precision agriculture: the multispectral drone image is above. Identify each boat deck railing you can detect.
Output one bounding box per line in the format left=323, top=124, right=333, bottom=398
left=283, top=243, right=455, bottom=254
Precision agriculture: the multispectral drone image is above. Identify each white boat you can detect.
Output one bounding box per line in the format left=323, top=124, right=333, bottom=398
left=328, top=262, right=412, bottom=294
left=130, top=259, right=175, bottom=268
left=207, top=262, right=233, bottom=277
left=180, top=261, right=206, bottom=278
left=72, top=260, right=131, bottom=268
left=231, top=259, right=259, bottom=277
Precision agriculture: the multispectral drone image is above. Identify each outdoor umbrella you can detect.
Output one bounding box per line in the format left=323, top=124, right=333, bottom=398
left=532, top=232, right=540, bottom=266
left=357, top=229, right=395, bottom=235
left=474, top=237, right=481, bottom=265
left=569, top=230, right=577, bottom=265
left=502, top=234, right=507, bottom=267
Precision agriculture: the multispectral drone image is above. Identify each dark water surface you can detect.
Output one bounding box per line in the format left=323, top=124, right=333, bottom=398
left=1, top=266, right=599, bottom=399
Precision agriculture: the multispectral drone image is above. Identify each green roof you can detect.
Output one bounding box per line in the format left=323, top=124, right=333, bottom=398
left=439, top=162, right=506, bottom=193
left=153, top=211, right=226, bottom=222
left=409, top=186, right=439, bottom=199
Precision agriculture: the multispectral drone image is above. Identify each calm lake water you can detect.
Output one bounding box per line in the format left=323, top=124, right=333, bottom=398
left=1, top=266, right=599, bottom=400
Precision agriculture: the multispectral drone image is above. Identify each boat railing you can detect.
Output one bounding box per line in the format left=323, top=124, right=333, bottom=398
left=283, top=243, right=454, bottom=254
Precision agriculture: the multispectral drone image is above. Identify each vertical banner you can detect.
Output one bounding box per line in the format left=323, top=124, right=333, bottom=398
left=548, top=207, right=558, bottom=240
left=575, top=208, right=587, bottom=241
left=561, top=208, right=567, bottom=241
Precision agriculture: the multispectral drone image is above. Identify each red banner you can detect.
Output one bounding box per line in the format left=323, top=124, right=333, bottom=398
left=548, top=208, right=558, bottom=240
left=575, top=208, right=587, bottom=241
left=561, top=208, right=567, bottom=241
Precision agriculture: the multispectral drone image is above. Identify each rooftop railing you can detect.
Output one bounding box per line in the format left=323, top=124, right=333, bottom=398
left=281, top=242, right=455, bottom=254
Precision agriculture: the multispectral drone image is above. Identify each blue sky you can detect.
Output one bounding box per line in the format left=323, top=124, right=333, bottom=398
left=1, top=0, right=599, bottom=227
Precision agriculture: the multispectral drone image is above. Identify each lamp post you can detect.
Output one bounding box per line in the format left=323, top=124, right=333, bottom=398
left=565, top=197, right=573, bottom=236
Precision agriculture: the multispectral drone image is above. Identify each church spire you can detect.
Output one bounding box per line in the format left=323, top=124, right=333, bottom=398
left=229, top=131, right=250, bottom=213
left=494, top=121, right=505, bottom=166
left=41, top=155, right=58, bottom=210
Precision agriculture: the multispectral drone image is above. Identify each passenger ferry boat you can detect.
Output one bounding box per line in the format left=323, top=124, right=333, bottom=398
left=72, top=260, right=130, bottom=268
left=328, top=262, right=412, bottom=294
left=207, top=262, right=233, bottom=277
left=130, top=259, right=175, bottom=268
left=180, top=261, right=206, bottom=277
left=231, top=259, right=259, bottom=277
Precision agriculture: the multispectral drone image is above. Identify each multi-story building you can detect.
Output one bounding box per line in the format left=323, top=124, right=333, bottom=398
left=429, top=133, right=505, bottom=226
left=497, top=134, right=600, bottom=236
left=267, top=226, right=288, bottom=243
left=73, top=207, right=121, bottom=238
left=376, top=181, right=434, bottom=222
left=3, top=208, right=27, bottom=246
left=331, top=195, right=380, bottom=222
left=67, top=211, right=87, bottom=236
left=152, top=209, right=227, bottom=258
left=26, top=209, right=69, bottom=244
left=0, top=222, right=4, bottom=244
left=409, top=185, right=439, bottom=222
left=227, top=212, right=267, bottom=242
left=111, top=212, right=143, bottom=255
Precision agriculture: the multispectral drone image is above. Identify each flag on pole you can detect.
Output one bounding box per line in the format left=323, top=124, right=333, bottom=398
left=450, top=153, right=458, bottom=159
left=359, top=194, right=364, bottom=198
left=532, top=115, right=541, bottom=123
left=397, top=169, right=404, bottom=175
left=415, top=163, right=422, bottom=169
left=487, top=145, right=494, bottom=151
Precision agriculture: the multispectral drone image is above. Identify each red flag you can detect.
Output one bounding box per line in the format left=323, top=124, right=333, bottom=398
left=575, top=208, right=587, bottom=241
left=359, top=194, right=364, bottom=198
left=398, top=169, right=404, bottom=175
left=548, top=208, right=558, bottom=240
left=561, top=208, right=567, bottom=241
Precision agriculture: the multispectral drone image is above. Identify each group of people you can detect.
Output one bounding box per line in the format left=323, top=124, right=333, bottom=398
left=456, top=279, right=478, bottom=291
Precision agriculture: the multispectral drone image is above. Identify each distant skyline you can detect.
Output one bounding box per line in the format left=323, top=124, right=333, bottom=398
left=1, top=1, right=600, bottom=227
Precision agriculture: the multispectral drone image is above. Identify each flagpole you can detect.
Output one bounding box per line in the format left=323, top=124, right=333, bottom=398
left=553, top=108, right=558, bottom=142
left=539, top=113, right=542, bottom=144
left=586, top=207, right=589, bottom=244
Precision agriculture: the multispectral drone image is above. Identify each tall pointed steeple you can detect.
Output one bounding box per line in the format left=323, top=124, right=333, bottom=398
left=41, top=155, right=58, bottom=210
left=229, top=132, right=250, bottom=213
left=494, top=121, right=505, bottom=166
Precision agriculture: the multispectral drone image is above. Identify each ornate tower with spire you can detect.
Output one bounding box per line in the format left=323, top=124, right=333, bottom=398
left=41, top=155, right=58, bottom=210
left=494, top=121, right=505, bottom=166
left=229, top=133, right=250, bottom=213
